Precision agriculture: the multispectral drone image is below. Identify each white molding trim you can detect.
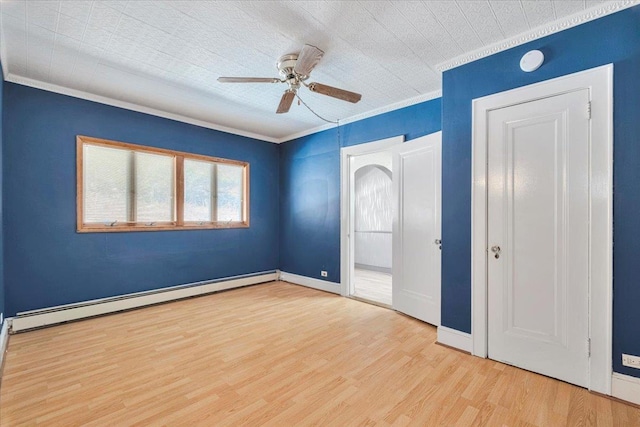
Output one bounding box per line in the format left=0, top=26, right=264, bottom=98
left=612, top=373, right=640, bottom=406
left=436, top=1, right=639, bottom=72
left=279, top=271, right=341, bottom=295
left=340, top=136, right=405, bottom=298
left=0, top=318, right=11, bottom=362
left=437, top=326, right=472, bottom=353
left=281, top=90, right=442, bottom=143
left=4, top=74, right=280, bottom=144
left=10, top=271, right=278, bottom=332
left=471, top=64, right=613, bottom=394
left=0, top=318, right=10, bottom=370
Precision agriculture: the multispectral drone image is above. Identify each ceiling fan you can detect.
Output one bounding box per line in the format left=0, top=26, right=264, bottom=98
left=218, top=44, right=362, bottom=114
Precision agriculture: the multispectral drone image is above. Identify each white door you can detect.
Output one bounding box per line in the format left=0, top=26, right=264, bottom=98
left=392, top=132, right=441, bottom=325
left=487, top=89, right=590, bottom=387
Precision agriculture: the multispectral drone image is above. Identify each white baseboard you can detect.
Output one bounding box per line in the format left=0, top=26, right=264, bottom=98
left=0, top=319, right=9, bottom=368
left=279, top=271, right=341, bottom=295
left=11, top=271, right=278, bottom=332
left=437, top=325, right=472, bottom=353
left=612, top=372, right=640, bottom=406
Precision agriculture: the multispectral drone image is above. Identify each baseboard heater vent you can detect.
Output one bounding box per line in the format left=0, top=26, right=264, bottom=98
left=11, top=270, right=279, bottom=333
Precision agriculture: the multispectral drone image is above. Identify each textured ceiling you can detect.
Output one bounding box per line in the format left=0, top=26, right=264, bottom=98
left=0, top=1, right=631, bottom=142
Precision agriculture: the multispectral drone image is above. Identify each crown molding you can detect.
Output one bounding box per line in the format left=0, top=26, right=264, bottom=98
left=4, top=73, right=281, bottom=144
left=436, top=0, right=640, bottom=72
left=279, top=90, right=442, bottom=143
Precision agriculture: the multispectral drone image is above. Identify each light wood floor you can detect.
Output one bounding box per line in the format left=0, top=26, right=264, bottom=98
left=1, top=282, right=638, bottom=426
left=353, top=268, right=392, bottom=306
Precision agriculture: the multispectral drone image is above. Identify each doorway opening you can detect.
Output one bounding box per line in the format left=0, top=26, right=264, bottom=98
left=340, top=136, right=403, bottom=308
left=353, top=161, right=393, bottom=306
left=341, top=132, right=442, bottom=325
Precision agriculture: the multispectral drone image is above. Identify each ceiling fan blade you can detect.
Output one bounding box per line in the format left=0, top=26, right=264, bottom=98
left=307, top=82, right=362, bottom=103
left=218, top=77, right=281, bottom=83
left=276, top=90, right=296, bottom=114
left=294, top=44, right=324, bottom=76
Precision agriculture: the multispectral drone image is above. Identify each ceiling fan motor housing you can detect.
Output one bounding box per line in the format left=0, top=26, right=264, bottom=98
left=277, top=54, right=304, bottom=89
left=277, top=54, right=298, bottom=76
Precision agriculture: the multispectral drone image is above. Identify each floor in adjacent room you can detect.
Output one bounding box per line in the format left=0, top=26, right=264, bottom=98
left=1, top=281, right=638, bottom=426
left=353, top=268, right=392, bottom=306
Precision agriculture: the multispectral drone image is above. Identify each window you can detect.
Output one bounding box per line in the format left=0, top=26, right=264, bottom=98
left=77, top=136, right=249, bottom=232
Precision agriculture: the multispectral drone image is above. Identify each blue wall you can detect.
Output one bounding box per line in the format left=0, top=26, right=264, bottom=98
left=441, top=6, right=640, bottom=377
left=3, top=83, right=279, bottom=316
left=279, top=99, right=442, bottom=283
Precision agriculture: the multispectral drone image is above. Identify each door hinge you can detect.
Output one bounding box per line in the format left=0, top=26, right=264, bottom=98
left=588, top=338, right=591, bottom=357
left=587, top=101, right=592, bottom=120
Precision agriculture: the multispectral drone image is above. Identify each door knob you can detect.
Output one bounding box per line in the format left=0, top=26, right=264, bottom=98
left=434, top=239, right=442, bottom=250
left=491, top=245, right=501, bottom=259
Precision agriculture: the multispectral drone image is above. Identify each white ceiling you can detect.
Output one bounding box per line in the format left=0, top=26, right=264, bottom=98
left=0, top=1, right=632, bottom=142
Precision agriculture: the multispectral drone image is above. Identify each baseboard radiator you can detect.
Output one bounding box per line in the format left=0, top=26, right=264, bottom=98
left=10, top=270, right=279, bottom=333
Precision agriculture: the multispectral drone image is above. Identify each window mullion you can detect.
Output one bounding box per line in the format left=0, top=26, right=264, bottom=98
left=128, top=151, right=136, bottom=223
left=176, top=156, right=184, bottom=226
left=211, top=163, right=218, bottom=223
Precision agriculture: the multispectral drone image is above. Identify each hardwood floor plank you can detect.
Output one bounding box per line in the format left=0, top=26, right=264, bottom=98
left=1, top=282, right=639, bottom=426
left=353, top=268, right=392, bottom=306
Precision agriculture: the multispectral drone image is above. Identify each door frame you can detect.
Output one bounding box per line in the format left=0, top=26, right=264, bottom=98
left=340, top=136, right=404, bottom=297
left=471, top=64, right=613, bottom=394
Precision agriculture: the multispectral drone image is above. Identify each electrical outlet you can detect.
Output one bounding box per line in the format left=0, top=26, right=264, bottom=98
left=622, top=354, right=640, bottom=369
left=321, top=270, right=328, bottom=277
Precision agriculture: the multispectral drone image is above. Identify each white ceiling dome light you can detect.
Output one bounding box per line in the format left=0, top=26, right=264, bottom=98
left=520, top=50, right=545, bottom=72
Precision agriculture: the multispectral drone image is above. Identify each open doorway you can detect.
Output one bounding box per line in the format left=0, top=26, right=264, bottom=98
left=341, top=136, right=403, bottom=307
left=352, top=158, right=393, bottom=306
left=341, top=133, right=442, bottom=325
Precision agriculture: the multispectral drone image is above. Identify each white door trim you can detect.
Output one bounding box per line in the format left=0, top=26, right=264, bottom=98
left=471, top=64, right=613, bottom=394
left=340, top=136, right=404, bottom=297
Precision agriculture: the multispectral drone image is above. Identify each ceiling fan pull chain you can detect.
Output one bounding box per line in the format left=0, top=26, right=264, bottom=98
left=294, top=93, right=338, bottom=124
